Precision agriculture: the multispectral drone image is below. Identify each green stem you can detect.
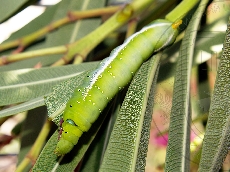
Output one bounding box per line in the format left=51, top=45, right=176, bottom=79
left=68, top=6, right=121, bottom=20
left=15, top=120, right=52, bottom=172
left=0, top=6, right=121, bottom=52
left=0, top=0, right=153, bottom=66
left=166, top=0, right=200, bottom=22
left=1, top=0, right=198, bottom=66
left=0, top=46, right=66, bottom=65
left=54, top=0, right=154, bottom=66
left=125, top=18, right=138, bottom=38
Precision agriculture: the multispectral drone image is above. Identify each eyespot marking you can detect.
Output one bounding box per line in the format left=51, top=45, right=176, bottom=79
left=66, top=119, right=77, bottom=126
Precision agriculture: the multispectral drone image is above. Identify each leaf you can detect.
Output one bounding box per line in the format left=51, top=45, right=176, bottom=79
left=100, top=54, right=161, bottom=171
left=198, top=9, right=230, bottom=172
left=165, top=0, right=209, bottom=171
left=79, top=94, right=123, bottom=172
left=158, top=12, right=229, bottom=83
left=32, top=101, right=112, bottom=172
left=17, top=106, right=47, bottom=169
left=0, top=62, right=98, bottom=106
left=0, top=3, right=60, bottom=71
left=79, top=118, right=109, bottom=172
left=31, top=131, right=60, bottom=172
left=0, top=0, right=106, bottom=70
left=0, top=97, right=44, bottom=118
left=33, top=53, right=160, bottom=172
left=45, top=0, right=106, bottom=46
left=44, top=67, right=93, bottom=126
left=0, top=0, right=35, bottom=23
left=36, top=0, right=107, bottom=66
left=135, top=60, right=160, bottom=171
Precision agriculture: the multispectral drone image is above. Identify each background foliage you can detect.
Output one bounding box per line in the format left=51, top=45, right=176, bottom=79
left=0, top=0, right=229, bottom=171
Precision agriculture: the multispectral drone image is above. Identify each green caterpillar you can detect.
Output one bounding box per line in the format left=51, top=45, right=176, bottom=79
left=55, top=19, right=181, bottom=156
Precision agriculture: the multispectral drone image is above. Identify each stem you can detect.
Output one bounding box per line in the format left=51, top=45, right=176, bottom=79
left=138, top=0, right=179, bottom=28
left=125, top=18, right=138, bottom=38
left=68, top=6, right=121, bottom=20
left=207, top=56, right=218, bottom=92
left=0, top=0, right=153, bottom=65
left=15, top=120, right=52, bottom=172
left=0, top=46, right=66, bottom=65
left=0, top=40, right=19, bottom=52
left=60, top=0, right=154, bottom=66
left=0, top=6, right=121, bottom=52
left=0, top=0, right=199, bottom=64
left=165, top=0, right=200, bottom=22
left=19, top=17, right=70, bottom=48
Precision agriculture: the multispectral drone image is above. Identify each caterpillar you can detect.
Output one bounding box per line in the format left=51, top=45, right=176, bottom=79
left=55, top=19, right=181, bottom=156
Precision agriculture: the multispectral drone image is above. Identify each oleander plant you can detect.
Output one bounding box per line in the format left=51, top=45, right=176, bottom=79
left=0, top=0, right=229, bottom=171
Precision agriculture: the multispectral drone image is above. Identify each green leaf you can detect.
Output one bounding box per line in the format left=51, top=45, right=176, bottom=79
left=45, top=0, right=106, bottom=46
left=100, top=54, right=161, bottom=171
left=0, top=0, right=106, bottom=71
left=158, top=12, right=229, bottom=83
left=0, top=0, right=34, bottom=23
left=33, top=53, right=160, bottom=172
left=35, top=0, right=106, bottom=66
left=31, top=131, right=60, bottom=172
left=79, top=120, right=108, bottom=172
left=0, top=97, right=44, bottom=118
left=135, top=60, right=159, bottom=171
left=0, top=3, right=60, bottom=71
left=0, top=62, right=98, bottom=106
left=165, top=0, right=209, bottom=171
left=32, top=102, right=112, bottom=172
left=44, top=66, right=94, bottom=126
left=79, top=94, right=123, bottom=172
left=198, top=9, right=230, bottom=172
left=17, top=106, right=47, bottom=169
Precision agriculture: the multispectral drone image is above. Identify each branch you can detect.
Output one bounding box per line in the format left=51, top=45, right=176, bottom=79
left=0, top=6, right=121, bottom=53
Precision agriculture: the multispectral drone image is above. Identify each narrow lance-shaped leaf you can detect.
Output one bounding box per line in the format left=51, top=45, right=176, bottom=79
left=32, top=107, right=112, bottom=172
left=198, top=12, right=230, bottom=172
left=0, top=0, right=34, bottom=23
left=0, top=0, right=106, bottom=70
left=135, top=60, right=160, bottom=171
left=165, top=0, right=209, bottom=171
left=0, top=97, right=45, bottom=118
left=45, top=70, right=92, bottom=125
left=45, top=0, right=106, bottom=45
left=33, top=77, right=118, bottom=172
left=158, top=14, right=228, bottom=83
left=100, top=54, right=161, bottom=172
left=0, top=62, right=98, bottom=106
left=0, top=3, right=60, bottom=71
left=77, top=89, right=125, bottom=172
